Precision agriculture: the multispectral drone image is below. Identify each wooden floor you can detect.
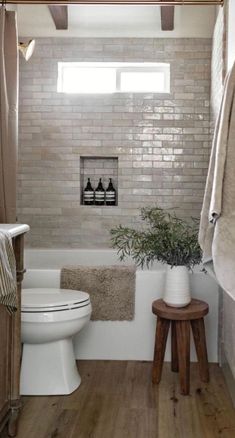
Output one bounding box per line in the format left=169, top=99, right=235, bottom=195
left=3, top=361, right=235, bottom=438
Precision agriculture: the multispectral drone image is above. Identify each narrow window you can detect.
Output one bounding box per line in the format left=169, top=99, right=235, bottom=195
left=58, top=62, right=170, bottom=94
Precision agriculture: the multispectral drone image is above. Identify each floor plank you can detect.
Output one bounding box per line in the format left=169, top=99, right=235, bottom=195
left=2, top=361, right=235, bottom=438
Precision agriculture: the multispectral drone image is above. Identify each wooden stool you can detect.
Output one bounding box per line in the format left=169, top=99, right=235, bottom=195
left=152, top=299, right=209, bottom=395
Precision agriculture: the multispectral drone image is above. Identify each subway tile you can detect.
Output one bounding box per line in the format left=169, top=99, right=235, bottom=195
left=18, top=37, right=212, bottom=248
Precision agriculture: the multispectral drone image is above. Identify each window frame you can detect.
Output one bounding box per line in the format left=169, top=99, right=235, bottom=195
left=57, top=62, right=170, bottom=95
left=116, top=65, right=170, bottom=93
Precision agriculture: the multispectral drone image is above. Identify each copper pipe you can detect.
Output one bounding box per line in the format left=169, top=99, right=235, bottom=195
left=2, top=0, right=224, bottom=5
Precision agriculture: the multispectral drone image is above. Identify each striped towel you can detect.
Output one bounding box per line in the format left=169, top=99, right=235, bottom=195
left=0, top=231, right=17, bottom=314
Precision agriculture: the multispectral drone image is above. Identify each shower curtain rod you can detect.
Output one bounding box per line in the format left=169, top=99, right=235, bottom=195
left=2, top=0, right=224, bottom=5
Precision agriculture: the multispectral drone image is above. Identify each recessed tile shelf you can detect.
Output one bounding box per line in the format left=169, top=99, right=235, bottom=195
left=80, top=156, right=118, bottom=206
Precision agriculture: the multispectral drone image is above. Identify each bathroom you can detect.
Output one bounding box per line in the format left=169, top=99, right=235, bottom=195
left=0, top=0, right=235, bottom=436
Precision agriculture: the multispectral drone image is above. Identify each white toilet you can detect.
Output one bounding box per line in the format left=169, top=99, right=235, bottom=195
left=20, top=288, right=92, bottom=396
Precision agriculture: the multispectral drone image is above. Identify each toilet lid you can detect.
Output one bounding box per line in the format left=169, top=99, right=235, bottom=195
left=22, top=288, right=90, bottom=312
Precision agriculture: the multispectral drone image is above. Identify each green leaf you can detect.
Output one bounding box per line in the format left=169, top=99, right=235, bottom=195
left=110, top=206, right=202, bottom=270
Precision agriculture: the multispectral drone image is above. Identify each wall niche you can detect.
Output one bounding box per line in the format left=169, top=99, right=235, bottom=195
left=80, top=156, right=118, bottom=206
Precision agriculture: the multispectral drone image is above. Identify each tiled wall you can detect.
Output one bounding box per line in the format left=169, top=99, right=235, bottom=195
left=17, top=38, right=212, bottom=248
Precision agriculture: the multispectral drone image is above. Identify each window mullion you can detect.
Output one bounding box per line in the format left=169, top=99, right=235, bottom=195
left=116, top=68, right=121, bottom=92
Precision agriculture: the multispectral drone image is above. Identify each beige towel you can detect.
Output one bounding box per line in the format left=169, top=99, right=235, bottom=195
left=61, top=265, right=136, bottom=321
left=199, top=61, right=235, bottom=295
left=0, top=231, right=17, bottom=313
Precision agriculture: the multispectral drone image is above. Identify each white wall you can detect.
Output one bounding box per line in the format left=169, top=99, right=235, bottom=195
left=17, top=5, right=215, bottom=38
left=23, top=249, right=219, bottom=363
left=227, top=0, right=235, bottom=70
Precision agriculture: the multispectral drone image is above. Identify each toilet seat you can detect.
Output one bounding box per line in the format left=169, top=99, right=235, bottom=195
left=22, top=288, right=90, bottom=313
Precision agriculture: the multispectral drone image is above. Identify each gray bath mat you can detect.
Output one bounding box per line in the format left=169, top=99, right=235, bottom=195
left=60, top=265, right=136, bottom=321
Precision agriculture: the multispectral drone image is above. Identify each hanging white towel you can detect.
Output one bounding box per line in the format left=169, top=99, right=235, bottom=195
left=199, top=61, right=235, bottom=296
left=0, top=230, right=17, bottom=313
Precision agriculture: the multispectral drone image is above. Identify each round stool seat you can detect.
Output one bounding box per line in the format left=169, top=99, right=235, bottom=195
left=152, top=299, right=209, bottom=321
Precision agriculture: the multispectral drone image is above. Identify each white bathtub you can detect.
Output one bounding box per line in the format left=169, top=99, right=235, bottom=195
left=24, top=249, right=219, bottom=362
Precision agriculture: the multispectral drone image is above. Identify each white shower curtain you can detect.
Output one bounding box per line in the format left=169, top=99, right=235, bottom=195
left=0, top=7, right=18, bottom=223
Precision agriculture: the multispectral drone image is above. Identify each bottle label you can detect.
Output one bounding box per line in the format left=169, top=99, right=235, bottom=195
left=95, top=191, right=105, bottom=204
left=84, top=191, right=94, bottom=202
left=106, top=191, right=115, bottom=204
left=106, top=191, right=115, bottom=198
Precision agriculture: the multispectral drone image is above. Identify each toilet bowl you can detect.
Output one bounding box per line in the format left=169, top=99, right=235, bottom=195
left=20, top=288, right=92, bottom=396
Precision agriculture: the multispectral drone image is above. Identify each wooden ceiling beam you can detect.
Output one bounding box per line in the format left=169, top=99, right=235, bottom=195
left=48, top=5, right=68, bottom=30
left=160, top=3, right=174, bottom=30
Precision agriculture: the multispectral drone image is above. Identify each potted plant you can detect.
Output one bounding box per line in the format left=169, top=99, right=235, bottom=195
left=110, top=206, right=202, bottom=308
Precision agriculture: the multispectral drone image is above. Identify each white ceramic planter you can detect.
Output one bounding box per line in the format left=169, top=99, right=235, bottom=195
left=163, top=265, right=191, bottom=308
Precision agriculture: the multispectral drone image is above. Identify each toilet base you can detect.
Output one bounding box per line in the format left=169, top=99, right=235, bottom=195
left=20, top=338, right=81, bottom=395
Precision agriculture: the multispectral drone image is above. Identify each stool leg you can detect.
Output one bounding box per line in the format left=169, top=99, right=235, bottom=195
left=171, top=321, right=179, bottom=372
left=176, top=321, right=190, bottom=395
left=191, top=318, right=209, bottom=383
left=152, top=317, right=170, bottom=384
